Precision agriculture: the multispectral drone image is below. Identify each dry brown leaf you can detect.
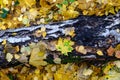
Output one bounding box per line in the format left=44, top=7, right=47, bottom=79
left=47, top=41, right=57, bottom=51
left=64, top=27, right=75, bottom=37
left=107, top=46, right=115, bottom=56
left=75, top=45, right=87, bottom=54
left=18, top=54, right=28, bottom=63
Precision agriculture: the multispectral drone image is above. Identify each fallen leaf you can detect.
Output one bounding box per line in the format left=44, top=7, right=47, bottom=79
left=18, top=54, right=28, bottom=63
left=6, top=53, right=13, bottom=62
left=64, top=27, right=75, bottom=37
left=115, top=44, right=120, bottom=51
left=34, top=27, right=47, bottom=38
left=107, top=46, right=115, bottom=56
left=37, top=41, right=47, bottom=56
left=14, top=54, right=20, bottom=59
left=18, top=15, right=23, bottom=21
left=83, top=69, right=93, bottom=76
left=22, top=16, right=30, bottom=26
left=21, top=46, right=31, bottom=55
left=47, top=41, right=57, bottom=51
left=103, top=63, right=114, bottom=74
left=29, top=42, right=37, bottom=48
left=29, top=47, right=47, bottom=67
left=26, top=8, right=38, bottom=20
left=75, top=45, right=87, bottom=54
left=53, top=58, right=61, bottom=64
left=115, top=51, right=120, bottom=58
left=4, top=44, right=19, bottom=54
left=3, top=0, right=9, bottom=5
left=56, top=38, right=74, bottom=55
left=113, top=61, right=120, bottom=68
left=96, top=50, right=103, bottom=56
left=2, top=39, right=6, bottom=45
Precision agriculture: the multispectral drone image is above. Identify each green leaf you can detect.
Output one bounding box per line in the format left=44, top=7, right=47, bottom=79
left=7, top=74, right=14, bottom=80
left=0, top=13, right=8, bottom=18
left=69, top=0, right=75, bottom=3
left=14, top=0, right=19, bottom=6
left=62, top=0, right=68, bottom=5
left=2, top=8, right=9, bottom=13
left=56, top=4, right=62, bottom=8
left=56, top=38, right=74, bottom=55
left=64, top=41, right=69, bottom=46
left=0, top=8, right=9, bottom=18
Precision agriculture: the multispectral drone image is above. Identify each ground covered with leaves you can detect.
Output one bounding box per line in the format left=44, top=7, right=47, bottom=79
left=0, top=0, right=120, bottom=29
left=0, top=0, right=120, bottom=80
left=1, top=61, right=120, bottom=80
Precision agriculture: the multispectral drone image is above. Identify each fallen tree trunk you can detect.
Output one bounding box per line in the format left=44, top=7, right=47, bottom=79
left=0, top=12, right=120, bottom=67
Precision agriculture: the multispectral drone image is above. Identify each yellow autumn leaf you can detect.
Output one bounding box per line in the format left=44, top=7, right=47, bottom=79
left=56, top=38, right=74, bottom=55
left=42, top=32, right=47, bottom=38
left=38, top=51, right=45, bottom=57
left=115, top=44, right=120, bottom=51
left=18, top=15, right=23, bottom=21
left=27, top=8, right=38, bottom=20
left=14, top=54, right=20, bottom=59
left=2, top=39, right=6, bottom=45
left=54, top=73, right=62, bottom=80
left=103, top=63, right=114, bottom=74
left=96, top=50, right=103, bottom=56
left=40, top=0, right=51, bottom=8
left=109, top=7, right=115, bottom=14
left=35, top=27, right=47, bottom=38
left=101, top=0, right=108, bottom=4
left=3, top=0, right=8, bottom=5
left=29, top=47, right=47, bottom=67
left=41, top=27, right=47, bottom=38
left=0, top=24, right=6, bottom=30
left=0, top=72, right=10, bottom=80
left=83, top=10, right=88, bottom=15
left=19, top=0, right=36, bottom=7
left=15, top=46, right=20, bottom=52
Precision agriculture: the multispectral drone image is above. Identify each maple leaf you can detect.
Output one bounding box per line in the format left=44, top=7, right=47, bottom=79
left=56, top=38, right=74, bottom=55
